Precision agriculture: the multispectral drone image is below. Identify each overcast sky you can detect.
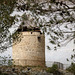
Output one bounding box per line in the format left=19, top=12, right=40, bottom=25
left=0, top=4, right=75, bottom=68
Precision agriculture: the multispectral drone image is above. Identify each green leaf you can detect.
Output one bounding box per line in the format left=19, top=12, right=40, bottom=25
left=47, top=46, right=51, bottom=50
left=50, top=40, right=55, bottom=44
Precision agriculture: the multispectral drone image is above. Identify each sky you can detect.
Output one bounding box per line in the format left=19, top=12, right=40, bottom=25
left=0, top=34, right=74, bottom=69
left=0, top=1, right=75, bottom=69
left=0, top=22, right=74, bottom=69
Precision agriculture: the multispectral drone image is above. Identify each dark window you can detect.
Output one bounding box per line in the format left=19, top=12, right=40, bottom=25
left=38, top=36, right=41, bottom=42
left=31, top=32, right=33, bottom=34
left=40, top=32, right=42, bottom=34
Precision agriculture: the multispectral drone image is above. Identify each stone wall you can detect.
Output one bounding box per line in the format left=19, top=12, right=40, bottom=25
left=12, top=32, right=45, bottom=66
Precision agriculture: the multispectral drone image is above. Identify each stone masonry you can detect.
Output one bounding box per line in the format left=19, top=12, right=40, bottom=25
left=13, top=31, right=45, bottom=66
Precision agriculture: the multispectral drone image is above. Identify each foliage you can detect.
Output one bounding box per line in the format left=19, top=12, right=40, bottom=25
left=66, top=49, right=75, bottom=62
left=15, top=0, right=75, bottom=50
left=46, top=64, right=58, bottom=73
left=0, top=0, right=75, bottom=52
left=0, top=56, right=12, bottom=66
left=66, top=63, right=75, bottom=75
left=0, top=0, right=16, bottom=52
left=46, top=64, right=63, bottom=75
left=0, top=70, right=9, bottom=75
left=12, top=31, right=22, bottom=45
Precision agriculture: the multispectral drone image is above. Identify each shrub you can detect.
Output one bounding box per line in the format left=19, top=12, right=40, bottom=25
left=46, top=64, right=63, bottom=75
left=0, top=71, right=9, bottom=75
left=66, top=63, right=75, bottom=75
left=46, top=64, right=58, bottom=73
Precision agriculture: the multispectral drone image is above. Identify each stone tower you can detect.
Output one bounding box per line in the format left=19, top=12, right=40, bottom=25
left=12, top=27, right=45, bottom=66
